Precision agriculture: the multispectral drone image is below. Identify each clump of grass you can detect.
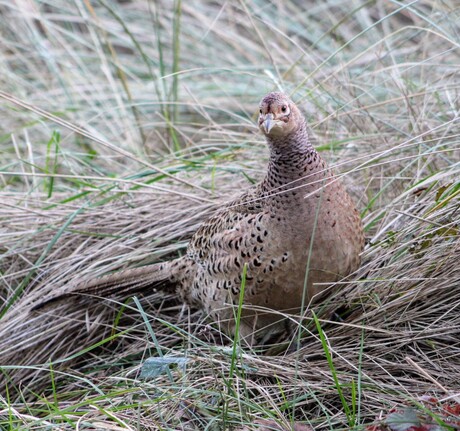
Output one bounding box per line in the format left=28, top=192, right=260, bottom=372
left=1, top=0, right=459, bottom=430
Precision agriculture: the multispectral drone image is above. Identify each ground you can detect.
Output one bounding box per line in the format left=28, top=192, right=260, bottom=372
left=0, top=1, right=459, bottom=430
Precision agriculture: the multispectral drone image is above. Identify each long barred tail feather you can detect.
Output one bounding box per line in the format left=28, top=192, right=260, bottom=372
left=31, top=260, right=179, bottom=311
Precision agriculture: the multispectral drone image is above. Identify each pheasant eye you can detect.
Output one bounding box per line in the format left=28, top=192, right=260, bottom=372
left=281, top=105, right=287, bottom=112
left=259, top=109, right=262, bottom=114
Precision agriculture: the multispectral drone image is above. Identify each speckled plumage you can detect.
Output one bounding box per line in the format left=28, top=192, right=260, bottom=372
left=35, top=93, right=364, bottom=338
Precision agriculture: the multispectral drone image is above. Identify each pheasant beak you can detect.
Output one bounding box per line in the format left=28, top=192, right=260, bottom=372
left=262, top=113, right=275, bottom=134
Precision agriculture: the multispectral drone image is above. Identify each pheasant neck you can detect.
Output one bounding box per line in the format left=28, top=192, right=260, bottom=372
left=263, top=121, right=324, bottom=191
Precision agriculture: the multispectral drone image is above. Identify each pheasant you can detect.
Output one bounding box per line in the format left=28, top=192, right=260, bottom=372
left=34, top=92, right=364, bottom=339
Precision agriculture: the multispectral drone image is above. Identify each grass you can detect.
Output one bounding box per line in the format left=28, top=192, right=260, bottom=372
left=0, top=0, right=459, bottom=430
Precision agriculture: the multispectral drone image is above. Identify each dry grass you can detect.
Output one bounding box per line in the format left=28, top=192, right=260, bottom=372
left=0, top=0, right=459, bottom=430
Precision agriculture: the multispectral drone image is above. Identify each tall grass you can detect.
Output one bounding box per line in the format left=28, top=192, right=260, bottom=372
left=0, top=0, right=459, bottom=429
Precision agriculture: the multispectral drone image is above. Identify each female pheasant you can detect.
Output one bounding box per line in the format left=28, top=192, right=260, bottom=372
left=34, top=92, right=364, bottom=340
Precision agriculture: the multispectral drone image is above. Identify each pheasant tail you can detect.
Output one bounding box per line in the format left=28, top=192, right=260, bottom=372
left=32, top=259, right=181, bottom=310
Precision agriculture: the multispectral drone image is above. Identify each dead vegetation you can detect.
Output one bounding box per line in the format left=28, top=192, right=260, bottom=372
left=0, top=0, right=459, bottom=429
